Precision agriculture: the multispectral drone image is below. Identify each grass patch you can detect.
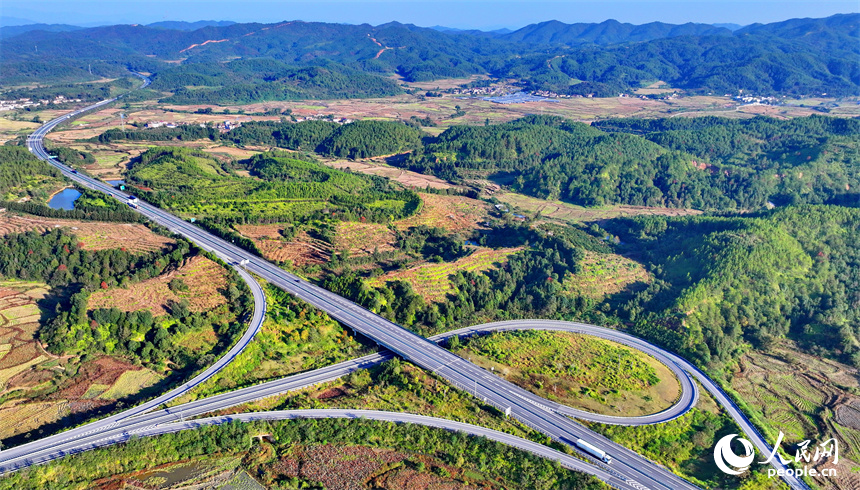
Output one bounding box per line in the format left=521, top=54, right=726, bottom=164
left=452, top=330, right=679, bottom=417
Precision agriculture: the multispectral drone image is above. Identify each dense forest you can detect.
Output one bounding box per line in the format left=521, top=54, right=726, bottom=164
left=2, top=14, right=857, bottom=97
left=151, top=60, right=402, bottom=104
left=604, top=205, right=860, bottom=369
left=401, top=114, right=860, bottom=210
left=95, top=119, right=423, bottom=160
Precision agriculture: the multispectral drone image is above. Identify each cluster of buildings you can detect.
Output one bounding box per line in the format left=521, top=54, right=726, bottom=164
left=293, top=115, right=354, bottom=124
left=450, top=86, right=506, bottom=96
left=532, top=90, right=593, bottom=98
left=0, top=95, right=82, bottom=112
left=734, top=95, right=780, bottom=105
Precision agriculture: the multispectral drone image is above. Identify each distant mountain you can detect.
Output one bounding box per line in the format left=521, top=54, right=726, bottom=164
left=146, top=20, right=236, bottom=31
left=1, top=14, right=857, bottom=97
left=712, top=23, right=744, bottom=31
left=0, top=16, right=37, bottom=27
left=1, top=23, right=83, bottom=39
left=502, top=19, right=732, bottom=45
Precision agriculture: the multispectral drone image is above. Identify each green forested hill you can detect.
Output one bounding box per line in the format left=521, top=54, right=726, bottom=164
left=2, top=14, right=857, bottom=97
left=402, top=115, right=860, bottom=210
left=606, top=205, right=860, bottom=368
left=126, top=147, right=420, bottom=224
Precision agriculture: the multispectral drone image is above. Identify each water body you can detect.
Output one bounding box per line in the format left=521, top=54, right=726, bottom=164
left=47, top=188, right=82, bottom=210
left=106, top=179, right=125, bottom=186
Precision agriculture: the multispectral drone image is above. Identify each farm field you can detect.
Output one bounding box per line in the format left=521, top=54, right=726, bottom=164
left=334, top=221, right=397, bottom=256
left=452, top=330, right=680, bottom=417
left=367, top=247, right=521, bottom=302
left=322, top=157, right=458, bottom=190
left=0, top=213, right=175, bottom=253
left=234, top=225, right=333, bottom=266
left=562, top=250, right=650, bottom=298
left=494, top=190, right=703, bottom=224
left=731, top=344, right=860, bottom=490
left=88, top=255, right=229, bottom=316
left=0, top=281, right=162, bottom=440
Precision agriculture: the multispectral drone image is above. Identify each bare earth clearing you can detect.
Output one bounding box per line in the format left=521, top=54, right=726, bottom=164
left=88, top=255, right=229, bottom=316
left=0, top=213, right=175, bottom=253
left=494, top=191, right=703, bottom=223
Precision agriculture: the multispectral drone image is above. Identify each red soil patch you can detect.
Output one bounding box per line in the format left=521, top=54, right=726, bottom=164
left=54, top=357, right=139, bottom=399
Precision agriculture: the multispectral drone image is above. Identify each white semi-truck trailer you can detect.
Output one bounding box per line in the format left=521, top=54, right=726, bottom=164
left=576, top=438, right=612, bottom=464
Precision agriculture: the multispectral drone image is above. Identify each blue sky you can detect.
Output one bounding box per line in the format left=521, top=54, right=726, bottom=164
left=2, top=0, right=857, bottom=29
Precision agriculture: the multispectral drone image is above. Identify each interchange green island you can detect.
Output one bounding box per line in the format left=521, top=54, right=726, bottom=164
left=0, top=75, right=820, bottom=490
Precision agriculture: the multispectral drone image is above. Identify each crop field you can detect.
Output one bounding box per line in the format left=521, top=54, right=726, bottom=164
left=0, top=401, right=69, bottom=440
left=0, top=213, right=175, bottom=253
left=97, top=369, right=162, bottom=400
left=731, top=344, right=860, bottom=490
left=0, top=283, right=52, bottom=391
left=563, top=251, right=650, bottom=298
left=367, top=247, right=520, bottom=302
left=394, top=193, right=489, bottom=232
left=453, top=330, right=680, bottom=417
left=494, top=191, right=703, bottom=224
left=88, top=255, right=229, bottom=316
left=234, top=225, right=333, bottom=266
left=0, top=117, right=40, bottom=144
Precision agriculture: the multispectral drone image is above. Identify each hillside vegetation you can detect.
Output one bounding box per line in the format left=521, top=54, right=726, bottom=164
left=2, top=14, right=857, bottom=98
left=126, top=147, right=421, bottom=224
left=402, top=114, right=860, bottom=210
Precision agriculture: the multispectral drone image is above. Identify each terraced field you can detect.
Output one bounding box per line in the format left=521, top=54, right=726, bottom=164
left=0, top=213, right=174, bottom=253
left=367, top=247, right=520, bottom=302
left=732, top=345, right=860, bottom=490
left=234, top=225, right=333, bottom=266
left=334, top=221, right=396, bottom=256
left=88, top=255, right=229, bottom=316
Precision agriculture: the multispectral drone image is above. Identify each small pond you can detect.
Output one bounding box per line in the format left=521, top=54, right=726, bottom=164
left=47, top=188, right=82, bottom=210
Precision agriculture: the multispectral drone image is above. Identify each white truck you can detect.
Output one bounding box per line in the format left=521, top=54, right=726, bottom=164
left=576, top=438, right=612, bottom=464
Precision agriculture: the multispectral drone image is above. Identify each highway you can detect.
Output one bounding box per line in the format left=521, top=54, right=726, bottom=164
left=62, top=409, right=638, bottom=490
left=17, top=74, right=698, bottom=490
left=8, top=79, right=809, bottom=490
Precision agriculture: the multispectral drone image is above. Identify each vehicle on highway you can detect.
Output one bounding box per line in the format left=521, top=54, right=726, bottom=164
left=71, top=169, right=78, bottom=174
left=128, top=202, right=139, bottom=209
left=575, top=438, right=612, bottom=464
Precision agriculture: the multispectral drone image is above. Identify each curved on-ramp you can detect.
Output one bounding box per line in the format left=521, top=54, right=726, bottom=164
left=40, top=409, right=640, bottom=490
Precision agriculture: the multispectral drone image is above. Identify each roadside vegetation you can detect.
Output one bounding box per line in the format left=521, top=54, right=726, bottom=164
left=0, top=417, right=603, bottom=490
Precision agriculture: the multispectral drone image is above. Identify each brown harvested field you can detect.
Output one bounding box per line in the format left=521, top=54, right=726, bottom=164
left=731, top=344, right=860, bottom=490
left=0, top=284, right=53, bottom=391
left=88, top=255, right=229, bottom=316
left=334, top=221, right=396, bottom=256
left=234, top=225, right=332, bottom=266
left=563, top=251, right=650, bottom=298
left=272, top=444, right=490, bottom=490
left=0, top=213, right=175, bottom=253
left=322, top=157, right=458, bottom=190
left=394, top=193, right=489, bottom=232
left=367, top=247, right=520, bottom=302
left=494, top=191, right=702, bottom=224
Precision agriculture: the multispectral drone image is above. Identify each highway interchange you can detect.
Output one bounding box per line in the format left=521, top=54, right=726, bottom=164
left=3, top=77, right=808, bottom=490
